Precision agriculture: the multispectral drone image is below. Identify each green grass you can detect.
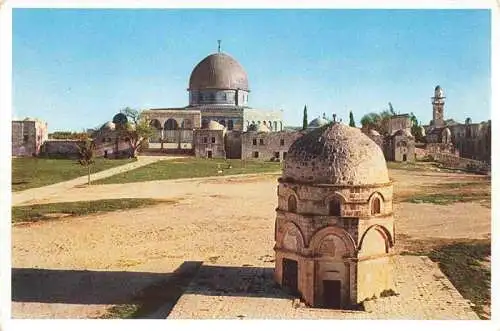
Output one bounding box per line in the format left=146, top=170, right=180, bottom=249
left=402, top=181, right=491, bottom=206
left=401, top=239, right=491, bottom=319
left=93, top=158, right=282, bottom=185
left=100, top=304, right=141, bottom=319
left=12, top=157, right=135, bottom=192
left=404, top=193, right=491, bottom=205
left=387, top=161, right=458, bottom=173
left=12, top=198, right=175, bottom=223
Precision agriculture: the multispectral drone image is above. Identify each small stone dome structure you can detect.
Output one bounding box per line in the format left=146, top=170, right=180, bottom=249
left=308, top=117, right=329, bottom=128
left=207, top=120, right=225, bottom=131
left=189, top=52, right=249, bottom=91
left=284, top=123, right=389, bottom=185
left=274, top=122, right=395, bottom=309
left=101, top=121, right=116, bottom=131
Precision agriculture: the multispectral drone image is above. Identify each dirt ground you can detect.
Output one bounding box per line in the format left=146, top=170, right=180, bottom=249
left=11, top=168, right=491, bottom=318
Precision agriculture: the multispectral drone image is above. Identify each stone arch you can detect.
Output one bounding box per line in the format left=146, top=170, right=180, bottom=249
left=324, top=192, right=347, bottom=216
left=149, top=119, right=162, bottom=129
left=281, top=187, right=299, bottom=212
left=164, top=118, right=179, bottom=130
left=277, top=221, right=305, bottom=251
left=309, top=226, right=357, bottom=258
left=368, top=192, right=384, bottom=215
left=358, top=224, right=393, bottom=254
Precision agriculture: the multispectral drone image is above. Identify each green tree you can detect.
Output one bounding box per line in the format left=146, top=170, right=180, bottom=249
left=388, top=102, right=396, bottom=115
left=409, top=112, right=425, bottom=142
left=77, top=138, right=96, bottom=186
left=349, top=111, right=356, bottom=127
left=116, top=107, right=155, bottom=157
left=302, top=105, right=308, bottom=130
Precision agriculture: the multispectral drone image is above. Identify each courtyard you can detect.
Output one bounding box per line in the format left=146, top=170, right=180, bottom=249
left=11, top=159, right=491, bottom=319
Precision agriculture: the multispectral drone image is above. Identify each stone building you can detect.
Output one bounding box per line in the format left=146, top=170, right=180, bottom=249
left=141, top=46, right=284, bottom=152
left=423, top=85, right=491, bottom=162
left=241, top=126, right=304, bottom=162
left=193, top=120, right=227, bottom=159
left=364, top=114, right=416, bottom=163
left=274, top=122, right=395, bottom=309
left=12, top=117, right=48, bottom=156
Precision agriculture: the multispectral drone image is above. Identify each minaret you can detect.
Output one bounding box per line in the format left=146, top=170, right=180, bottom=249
left=431, top=85, right=446, bottom=127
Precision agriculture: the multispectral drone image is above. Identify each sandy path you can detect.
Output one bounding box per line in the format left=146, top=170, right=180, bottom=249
left=12, top=155, right=181, bottom=206
left=11, top=168, right=491, bottom=318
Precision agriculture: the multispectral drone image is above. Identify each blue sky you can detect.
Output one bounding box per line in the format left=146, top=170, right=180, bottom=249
left=12, top=9, right=491, bottom=132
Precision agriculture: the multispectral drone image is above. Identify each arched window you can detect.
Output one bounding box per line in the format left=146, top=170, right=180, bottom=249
left=371, top=197, right=381, bottom=215
left=164, top=118, right=179, bottom=130
left=329, top=198, right=341, bottom=216
left=288, top=195, right=297, bottom=213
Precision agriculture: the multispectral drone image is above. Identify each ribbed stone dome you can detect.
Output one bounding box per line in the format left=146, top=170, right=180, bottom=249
left=283, top=123, right=389, bottom=185
left=189, top=53, right=249, bottom=91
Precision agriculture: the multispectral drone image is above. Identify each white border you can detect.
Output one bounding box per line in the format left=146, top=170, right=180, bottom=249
left=1, top=1, right=498, bottom=331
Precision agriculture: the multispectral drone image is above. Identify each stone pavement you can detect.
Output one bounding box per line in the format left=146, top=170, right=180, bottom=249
left=167, top=255, right=479, bottom=320
left=12, top=156, right=177, bottom=206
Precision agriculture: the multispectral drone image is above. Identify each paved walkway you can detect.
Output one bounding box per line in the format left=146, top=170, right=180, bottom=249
left=168, top=255, right=479, bottom=320
left=12, top=156, right=177, bottom=206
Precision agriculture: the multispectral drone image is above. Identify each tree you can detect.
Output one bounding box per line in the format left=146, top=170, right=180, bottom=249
left=349, top=111, right=356, bottom=127
left=409, top=112, right=424, bottom=142
left=302, top=105, right=308, bottom=130
left=116, top=107, right=155, bottom=157
left=77, top=138, right=96, bottom=186
left=360, top=112, right=382, bottom=131
left=388, top=102, right=396, bottom=115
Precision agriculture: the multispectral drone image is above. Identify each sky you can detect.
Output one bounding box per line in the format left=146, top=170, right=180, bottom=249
left=12, top=8, right=491, bottom=132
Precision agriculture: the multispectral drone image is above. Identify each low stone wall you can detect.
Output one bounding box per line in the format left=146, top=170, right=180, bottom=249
left=40, top=140, right=80, bottom=159
left=430, top=152, right=490, bottom=174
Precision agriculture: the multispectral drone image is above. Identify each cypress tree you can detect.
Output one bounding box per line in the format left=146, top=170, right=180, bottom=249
left=302, top=105, right=308, bottom=130
left=349, top=111, right=356, bottom=127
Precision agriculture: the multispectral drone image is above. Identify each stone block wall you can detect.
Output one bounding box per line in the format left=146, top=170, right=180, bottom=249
left=357, top=256, right=394, bottom=302
left=41, top=140, right=80, bottom=158
left=12, top=120, right=48, bottom=156
left=241, top=131, right=303, bottom=161
left=430, top=152, right=490, bottom=174
left=193, top=129, right=226, bottom=158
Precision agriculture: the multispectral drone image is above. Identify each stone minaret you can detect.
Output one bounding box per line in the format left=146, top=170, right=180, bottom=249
left=431, top=85, right=446, bottom=127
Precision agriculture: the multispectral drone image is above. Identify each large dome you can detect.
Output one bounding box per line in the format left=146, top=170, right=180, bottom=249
left=189, top=53, right=249, bottom=91
left=283, top=123, right=389, bottom=185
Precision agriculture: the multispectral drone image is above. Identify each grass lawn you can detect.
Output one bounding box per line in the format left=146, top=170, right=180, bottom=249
left=402, top=181, right=491, bottom=207
left=400, top=237, right=491, bottom=319
left=93, top=158, right=282, bottom=185
left=12, top=157, right=135, bottom=192
left=12, top=198, right=175, bottom=223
